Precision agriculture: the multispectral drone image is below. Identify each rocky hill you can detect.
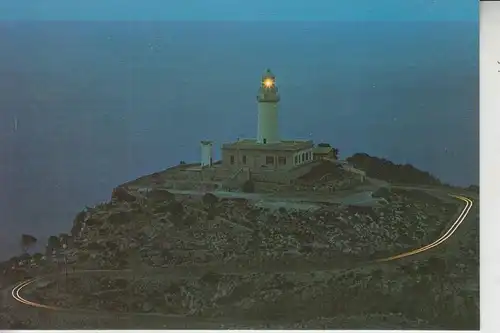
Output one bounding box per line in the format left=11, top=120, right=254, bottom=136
left=0, top=157, right=479, bottom=329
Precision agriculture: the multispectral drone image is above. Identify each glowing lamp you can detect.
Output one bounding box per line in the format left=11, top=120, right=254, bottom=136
left=263, top=78, right=274, bottom=88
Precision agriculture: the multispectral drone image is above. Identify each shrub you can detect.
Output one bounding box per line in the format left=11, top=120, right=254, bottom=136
left=300, top=244, right=313, bottom=253
left=78, top=252, right=90, bottom=262
left=147, top=189, right=175, bottom=202
left=108, top=211, right=132, bottom=225
left=47, top=235, right=61, bottom=249
left=200, top=271, right=221, bottom=285
left=467, top=185, right=479, bottom=193
left=73, top=210, right=86, bottom=226
left=105, top=241, right=118, bottom=250
left=70, top=223, right=81, bottom=238
left=87, top=242, right=104, bottom=251
left=151, top=172, right=163, bottom=184
left=114, top=278, right=128, bottom=289
left=183, top=215, right=197, bottom=226
left=167, top=201, right=184, bottom=216
left=206, top=208, right=217, bottom=221
left=346, top=153, right=441, bottom=185
left=85, top=218, right=100, bottom=226
left=299, top=160, right=345, bottom=181
left=242, top=180, right=255, bottom=193
left=202, top=193, right=219, bottom=207
left=20, top=234, right=37, bottom=253
left=111, top=186, right=137, bottom=203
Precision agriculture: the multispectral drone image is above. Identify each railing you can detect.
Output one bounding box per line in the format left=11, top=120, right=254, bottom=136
left=221, top=168, right=245, bottom=190
left=229, top=168, right=244, bottom=182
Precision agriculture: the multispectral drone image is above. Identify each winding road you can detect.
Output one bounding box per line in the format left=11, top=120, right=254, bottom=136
left=7, top=192, right=475, bottom=322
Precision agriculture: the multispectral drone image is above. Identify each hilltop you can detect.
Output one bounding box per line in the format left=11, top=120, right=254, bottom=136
left=0, top=155, right=479, bottom=330
left=346, top=153, right=441, bottom=185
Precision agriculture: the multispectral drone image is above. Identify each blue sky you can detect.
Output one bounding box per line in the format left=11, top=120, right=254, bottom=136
left=0, top=0, right=478, bottom=21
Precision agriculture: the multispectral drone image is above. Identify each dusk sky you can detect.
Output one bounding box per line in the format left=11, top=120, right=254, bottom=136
left=0, top=0, right=478, bottom=21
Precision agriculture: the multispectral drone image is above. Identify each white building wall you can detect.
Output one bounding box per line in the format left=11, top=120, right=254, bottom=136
left=293, top=148, right=314, bottom=166
left=200, top=141, right=213, bottom=167
left=257, top=102, right=279, bottom=144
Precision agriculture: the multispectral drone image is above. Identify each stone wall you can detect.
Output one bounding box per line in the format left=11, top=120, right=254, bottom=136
left=199, top=166, right=235, bottom=182
left=252, top=161, right=318, bottom=184
left=170, top=167, right=237, bottom=182
left=254, top=182, right=297, bottom=193
left=162, top=180, right=221, bottom=191
left=255, top=177, right=364, bottom=194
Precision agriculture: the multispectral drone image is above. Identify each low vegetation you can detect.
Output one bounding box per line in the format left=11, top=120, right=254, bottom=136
left=346, top=153, right=441, bottom=185
left=241, top=180, right=256, bottom=193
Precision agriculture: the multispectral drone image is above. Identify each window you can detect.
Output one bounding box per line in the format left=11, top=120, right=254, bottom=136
left=278, top=156, right=286, bottom=165
left=242, top=155, right=247, bottom=164
left=230, top=155, right=235, bottom=164
left=302, top=153, right=305, bottom=162
left=266, top=156, right=274, bottom=165
left=263, top=138, right=267, bottom=144
left=294, top=156, right=298, bottom=164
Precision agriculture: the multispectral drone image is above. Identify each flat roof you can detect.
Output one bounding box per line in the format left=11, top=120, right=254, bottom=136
left=313, top=146, right=334, bottom=154
left=222, top=139, right=313, bottom=151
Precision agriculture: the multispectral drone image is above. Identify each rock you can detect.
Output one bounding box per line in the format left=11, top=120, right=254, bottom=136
left=111, top=187, right=136, bottom=203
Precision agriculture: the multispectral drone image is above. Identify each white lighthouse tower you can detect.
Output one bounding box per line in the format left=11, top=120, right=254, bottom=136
left=257, top=69, right=280, bottom=144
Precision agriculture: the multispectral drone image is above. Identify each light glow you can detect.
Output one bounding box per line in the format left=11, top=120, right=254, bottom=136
left=263, top=78, right=274, bottom=88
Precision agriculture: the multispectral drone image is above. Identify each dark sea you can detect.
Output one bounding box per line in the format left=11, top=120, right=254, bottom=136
left=0, top=21, right=478, bottom=260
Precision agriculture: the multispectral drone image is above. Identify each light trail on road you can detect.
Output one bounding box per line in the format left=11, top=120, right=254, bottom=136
left=377, top=194, right=474, bottom=262
left=10, top=194, right=474, bottom=313
left=11, top=278, right=58, bottom=310
left=11, top=269, right=132, bottom=310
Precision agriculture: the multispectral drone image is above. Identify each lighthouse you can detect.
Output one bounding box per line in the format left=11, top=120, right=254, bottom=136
left=256, top=69, right=280, bottom=144
left=220, top=69, right=315, bottom=172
